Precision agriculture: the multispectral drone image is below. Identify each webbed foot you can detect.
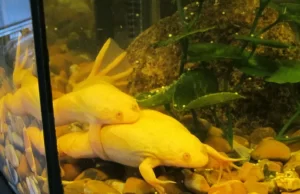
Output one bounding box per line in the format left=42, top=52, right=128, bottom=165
left=139, top=157, right=176, bottom=194
left=71, top=38, right=133, bottom=92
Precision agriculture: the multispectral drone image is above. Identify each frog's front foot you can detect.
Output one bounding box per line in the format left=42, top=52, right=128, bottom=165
left=139, top=157, right=176, bottom=194
left=204, top=144, right=245, bottom=183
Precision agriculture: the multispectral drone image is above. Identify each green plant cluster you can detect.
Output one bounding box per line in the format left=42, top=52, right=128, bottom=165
left=135, top=0, right=300, bottom=144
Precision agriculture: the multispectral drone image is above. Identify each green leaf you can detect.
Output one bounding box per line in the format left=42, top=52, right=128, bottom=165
left=278, top=3, right=300, bottom=15
left=188, top=43, right=278, bottom=77
left=266, top=59, right=300, bottom=83
left=269, top=2, right=300, bottom=25
left=152, top=26, right=215, bottom=47
left=135, top=83, right=176, bottom=107
left=260, top=0, right=272, bottom=9
left=188, top=43, right=242, bottom=60
left=185, top=92, right=245, bottom=110
left=269, top=2, right=300, bottom=16
left=172, top=68, right=218, bottom=110
left=280, top=13, right=300, bottom=25
left=234, top=35, right=292, bottom=48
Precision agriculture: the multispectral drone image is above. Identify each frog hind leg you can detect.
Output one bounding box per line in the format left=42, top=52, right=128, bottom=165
left=139, top=157, right=176, bottom=194
left=204, top=144, right=246, bottom=182
left=74, top=38, right=133, bottom=92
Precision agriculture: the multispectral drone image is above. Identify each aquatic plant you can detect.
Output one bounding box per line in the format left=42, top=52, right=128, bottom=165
left=135, top=0, right=300, bottom=146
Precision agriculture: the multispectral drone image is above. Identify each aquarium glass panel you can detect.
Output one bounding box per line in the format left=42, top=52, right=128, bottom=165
left=0, top=0, right=52, bottom=194
left=45, top=0, right=300, bottom=193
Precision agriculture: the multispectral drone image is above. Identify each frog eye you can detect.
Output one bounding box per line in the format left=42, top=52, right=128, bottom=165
left=116, top=111, right=123, bottom=121
left=182, top=152, right=191, bottom=162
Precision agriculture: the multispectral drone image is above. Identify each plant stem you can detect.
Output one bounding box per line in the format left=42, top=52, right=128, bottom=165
left=276, top=135, right=300, bottom=144
left=226, top=107, right=233, bottom=147
left=179, top=38, right=189, bottom=75
left=210, top=106, right=221, bottom=127
left=240, top=0, right=271, bottom=52
left=276, top=106, right=300, bottom=139
left=164, top=103, right=178, bottom=120
left=248, top=44, right=257, bottom=59
left=176, top=0, right=188, bottom=32
left=256, top=17, right=280, bottom=36
left=188, top=0, right=204, bottom=30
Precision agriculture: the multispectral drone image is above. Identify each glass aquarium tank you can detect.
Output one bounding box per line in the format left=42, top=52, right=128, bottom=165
left=0, top=0, right=300, bottom=193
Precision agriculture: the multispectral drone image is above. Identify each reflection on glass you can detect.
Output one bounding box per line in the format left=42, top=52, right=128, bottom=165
left=1, top=0, right=300, bottom=193
left=0, top=24, right=50, bottom=194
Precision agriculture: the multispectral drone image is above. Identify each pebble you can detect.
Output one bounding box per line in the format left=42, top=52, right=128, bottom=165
left=123, top=177, right=155, bottom=194
left=11, top=132, right=24, bottom=151
left=61, top=163, right=81, bottom=181
left=258, top=159, right=283, bottom=173
left=204, top=136, right=232, bottom=153
left=105, top=179, right=125, bottom=193
left=26, top=176, right=41, bottom=194
left=251, top=137, right=291, bottom=162
left=275, top=170, right=300, bottom=192
left=284, top=152, right=300, bottom=176
left=5, top=144, right=19, bottom=168
left=238, top=162, right=264, bottom=182
left=182, top=169, right=210, bottom=194
left=5, top=159, right=19, bottom=185
left=244, top=180, right=269, bottom=194
left=158, top=175, right=185, bottom=194
left=250, top=127, right=276, bottom=145
left=17, top=154, right=31, bottom=178
left=75, top=168, right=109, bottom=181
left=85, top=180, right=120, bottom=194
left=208, top=180, right=247, bottom=194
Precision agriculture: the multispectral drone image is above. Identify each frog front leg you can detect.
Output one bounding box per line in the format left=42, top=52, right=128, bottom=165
left=57, top=130, right=97, bottom=159
left=204, top=144, right=245, bottom=182
left=139, top=157, right=176, bottom=194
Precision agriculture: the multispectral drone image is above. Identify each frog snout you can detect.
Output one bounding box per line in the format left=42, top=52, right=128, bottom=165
left=132, top=104, right=140, bottom=112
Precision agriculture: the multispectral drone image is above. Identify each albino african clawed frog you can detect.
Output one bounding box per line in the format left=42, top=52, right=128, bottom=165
left=57, top=109, right=245, bottom=194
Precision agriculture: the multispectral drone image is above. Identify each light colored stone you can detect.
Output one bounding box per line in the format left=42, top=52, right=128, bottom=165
left=238, top=162, right=264, bottom=182
left=208, top=180, right=247, bottom=194
left=182, top=169, right=210, bottom=194
left=244, top=180, right=269, bottom=194
left=123, top=177, right=155, bottom=194
left=251, top=137, right=291, bottom=162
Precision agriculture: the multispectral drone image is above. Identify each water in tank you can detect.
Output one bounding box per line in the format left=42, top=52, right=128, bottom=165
left=0, top=0, right=300, bottom=193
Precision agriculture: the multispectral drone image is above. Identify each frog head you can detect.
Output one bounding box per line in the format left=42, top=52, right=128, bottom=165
left=88, top=83, right=141, bottom=125
left=159, top=132, right=209, bottom=169
left=176, top=134, right=210, bottom=168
